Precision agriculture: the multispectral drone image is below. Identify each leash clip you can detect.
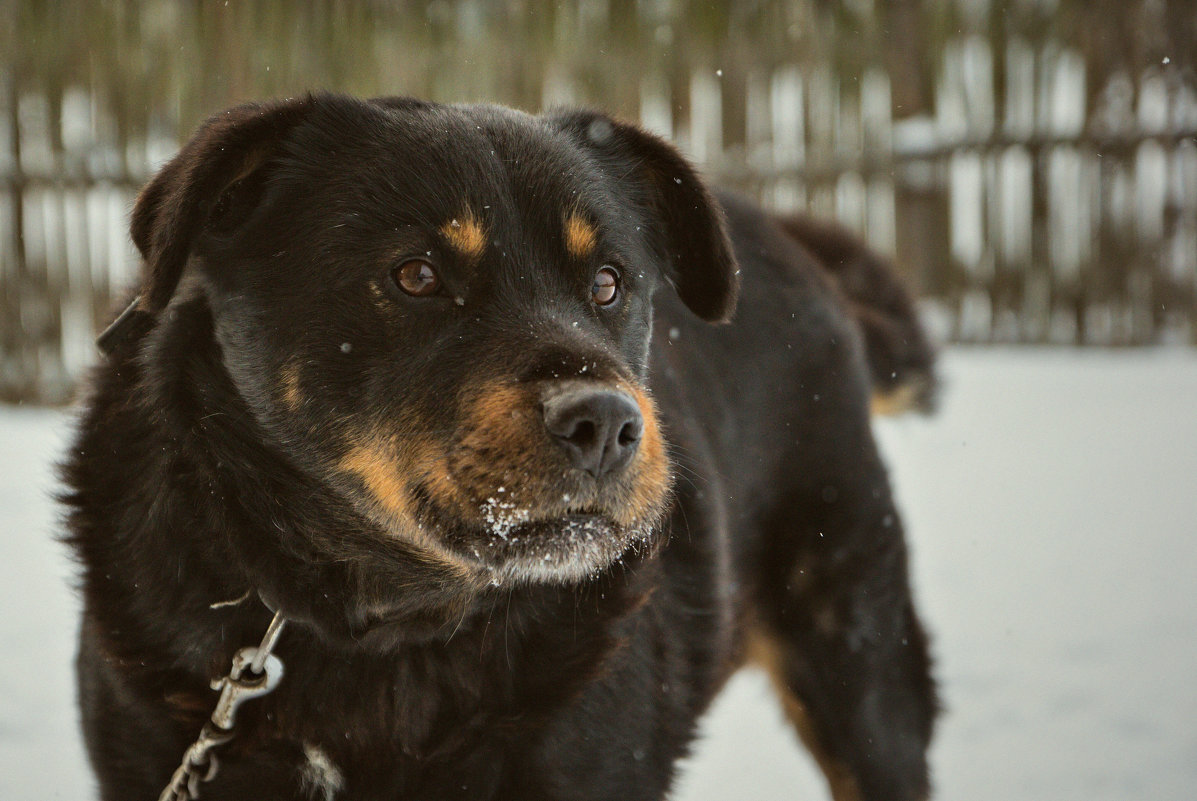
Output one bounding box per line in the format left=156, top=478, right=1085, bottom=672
left=209, top=647, right=284, bottom=730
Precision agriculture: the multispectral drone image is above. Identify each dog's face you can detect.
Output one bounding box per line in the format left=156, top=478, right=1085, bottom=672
left=130, top=95, right=737, bottom=589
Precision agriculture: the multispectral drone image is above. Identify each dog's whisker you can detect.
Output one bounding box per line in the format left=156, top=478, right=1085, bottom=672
left=209, top=588, right=253, bottom=610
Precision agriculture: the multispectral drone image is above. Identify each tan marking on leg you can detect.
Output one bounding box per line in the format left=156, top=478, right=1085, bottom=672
left=746, top=627, right=865, bottom=801
left=564, top=213, right=597, bottom=261
left=280, top=361, right=303, bottom=410
left=870, top=383, right=919, bottom=417
left=440, top=212, right=487, bottom=265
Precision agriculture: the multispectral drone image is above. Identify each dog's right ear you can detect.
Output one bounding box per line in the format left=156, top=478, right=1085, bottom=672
left=100, top=96, right=314, bottom=355
left=131, top=96, right=316, bottom=315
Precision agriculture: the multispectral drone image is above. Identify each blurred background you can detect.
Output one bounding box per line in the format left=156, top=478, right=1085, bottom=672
left=3, top=3, right=1197, bottom=800
left=2, top=0, right=1196, bottom=402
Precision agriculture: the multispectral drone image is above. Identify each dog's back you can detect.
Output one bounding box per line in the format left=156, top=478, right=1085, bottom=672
left=772, top=211, right=938, bottom=415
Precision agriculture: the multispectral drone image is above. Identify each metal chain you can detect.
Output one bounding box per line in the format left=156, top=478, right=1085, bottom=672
left=158, top=611, right=288, bottom=801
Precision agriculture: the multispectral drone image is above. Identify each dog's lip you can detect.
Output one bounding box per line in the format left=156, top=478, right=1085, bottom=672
left=476, top=491, right=616, bottom=528
left=466, top=510, right=653, bottom=585
left=553, top=507, right=610, bottom=523
left=456, top=508, right=626, bottom=556
left=486, top=509, right=619, bottom=539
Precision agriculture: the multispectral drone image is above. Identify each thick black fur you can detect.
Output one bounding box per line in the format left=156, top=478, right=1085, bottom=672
left=64, top=94, right=937, bottom=801
left=771, top=213, right=938, bottom=414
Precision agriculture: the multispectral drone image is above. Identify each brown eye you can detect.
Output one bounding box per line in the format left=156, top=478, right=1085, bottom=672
left=591, top=266, right=620, bottom=306
left=393, top=259, right=441, bottom=297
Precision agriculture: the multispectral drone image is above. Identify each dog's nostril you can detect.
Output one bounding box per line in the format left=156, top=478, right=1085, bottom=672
left=542, top=388, right=644, bottom=478
left=563, top=419, right=597, bottom=447
left=617, top=419, right=642, bottom=447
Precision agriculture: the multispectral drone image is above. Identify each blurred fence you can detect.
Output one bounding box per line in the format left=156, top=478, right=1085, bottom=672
left=3, top=0, right=1196, bottom=402
left=684, top=56, right=1197, bottom=349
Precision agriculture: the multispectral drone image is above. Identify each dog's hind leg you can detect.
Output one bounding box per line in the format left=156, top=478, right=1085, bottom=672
left=746, top=432, right=937, bottom=800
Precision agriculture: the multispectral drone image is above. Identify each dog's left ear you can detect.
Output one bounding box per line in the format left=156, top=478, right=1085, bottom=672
left=552, top=111, right=740, bottom=322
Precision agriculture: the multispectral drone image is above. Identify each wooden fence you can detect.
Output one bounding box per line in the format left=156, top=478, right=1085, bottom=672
left=683, top=47, right=1197, bottom=348
left=3, top=1, right=1196, bottom=403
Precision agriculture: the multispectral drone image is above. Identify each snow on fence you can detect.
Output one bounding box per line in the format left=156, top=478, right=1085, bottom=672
left=2, top=22, right=1196, bottom=402
left=679, top=47, right=1197, bottom=349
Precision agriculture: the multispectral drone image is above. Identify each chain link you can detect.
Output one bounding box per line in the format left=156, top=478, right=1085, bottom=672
left=158, top=612, right=287, bottom=801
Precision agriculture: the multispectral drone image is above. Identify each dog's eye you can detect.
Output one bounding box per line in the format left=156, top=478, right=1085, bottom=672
left=591, top=266, right=620, bottom=307
left=393, top=259, right=441, bottom=297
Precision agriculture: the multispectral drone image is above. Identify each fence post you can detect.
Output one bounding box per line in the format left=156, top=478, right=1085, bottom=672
left=2, top=77, right=29, bottom=401
left=769, top=64, right=804, bottom=210
left=689, top=67, right=723, bottom=169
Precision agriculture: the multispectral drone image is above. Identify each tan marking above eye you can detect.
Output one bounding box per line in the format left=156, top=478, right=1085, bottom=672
left=439, top=213, right=487, bottom=264
left=564, top=213, right=598, bottom=260
left=280, top=360, right=303, bottom=410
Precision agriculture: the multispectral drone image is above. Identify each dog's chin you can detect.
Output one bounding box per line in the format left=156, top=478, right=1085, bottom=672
left=446, top=513, right=662, bottom=586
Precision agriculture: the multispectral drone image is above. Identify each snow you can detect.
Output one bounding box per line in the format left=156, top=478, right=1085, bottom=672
left=2, top=348, right=1196, bottom=800
left=0, top=407, right=87, bottom=799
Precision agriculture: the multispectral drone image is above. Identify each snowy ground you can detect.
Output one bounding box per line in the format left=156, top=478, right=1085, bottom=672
left=2, top=348, right=1195, bottom=800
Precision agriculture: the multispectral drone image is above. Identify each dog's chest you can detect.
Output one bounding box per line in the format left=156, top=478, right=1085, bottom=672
left=251, top=612, right=627, bottom=798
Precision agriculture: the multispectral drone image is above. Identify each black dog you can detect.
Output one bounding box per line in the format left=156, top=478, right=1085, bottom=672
left=64, top=94, right=936, bottom=800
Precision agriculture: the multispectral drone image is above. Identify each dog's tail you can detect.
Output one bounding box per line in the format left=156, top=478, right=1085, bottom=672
left=772, top=212, right=939, bottom=415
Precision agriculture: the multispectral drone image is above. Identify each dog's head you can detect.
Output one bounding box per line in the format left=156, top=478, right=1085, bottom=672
left=127, top=94, right=737, bottom=594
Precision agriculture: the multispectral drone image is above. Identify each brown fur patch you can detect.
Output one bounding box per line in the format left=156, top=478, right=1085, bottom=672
left=440, top=213, right=487, bottom=265
left=746, top=627, right=866, bottom=801
left=340, top=436, right=414, bottom=524
left=338, top=380, right=672, bottom=578
left=619, top=382, right=672, bottom=526
left=564, top=213, right=597, bottom=260
left=339, top=431, right=476, bottom=577
left=280, top=360, right=304, bottom=410
left=164, top=690, right=212, bottom=724
left=407, top=437, right=467, bottom=517
left=449, top=382, right=544, bottom=510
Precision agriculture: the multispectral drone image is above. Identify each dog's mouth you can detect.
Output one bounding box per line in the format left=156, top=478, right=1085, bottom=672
left=336, top=435, right=671, bottom=584
left=417, top=492, right=665, bottom=585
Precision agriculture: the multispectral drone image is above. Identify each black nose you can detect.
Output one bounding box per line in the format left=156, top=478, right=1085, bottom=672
left=542, top=388, right=644, bottom=478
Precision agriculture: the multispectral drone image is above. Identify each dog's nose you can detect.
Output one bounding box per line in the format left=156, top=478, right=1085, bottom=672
left=542, top=388, right=643, bottom=478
